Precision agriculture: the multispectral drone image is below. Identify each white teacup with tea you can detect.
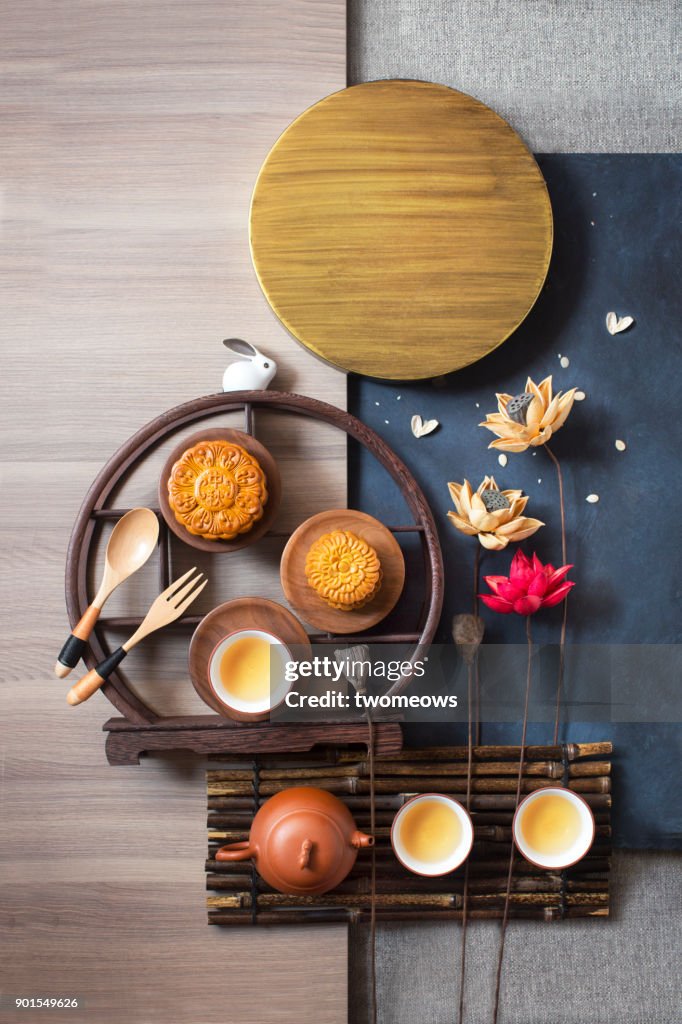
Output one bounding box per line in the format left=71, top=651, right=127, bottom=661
left=391, top=794, right=474, bottom=876
left=208, top=628, right=291, bottom=720
left=513, top=787, right=595, bottom=869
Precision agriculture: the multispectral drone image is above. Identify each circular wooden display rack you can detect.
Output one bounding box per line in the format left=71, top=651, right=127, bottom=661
left=64, top=391, right=443, bottom=764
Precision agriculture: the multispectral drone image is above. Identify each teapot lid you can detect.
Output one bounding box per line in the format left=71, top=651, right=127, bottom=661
left=262, top=805, right=351, bottom=893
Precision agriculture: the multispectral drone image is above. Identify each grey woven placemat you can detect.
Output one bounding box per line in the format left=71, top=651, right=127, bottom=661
left=348, top=0, right=681, bottom=152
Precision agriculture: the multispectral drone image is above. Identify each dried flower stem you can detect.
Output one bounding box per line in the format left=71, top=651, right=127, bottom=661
left=366, top=711, right=377, bottom=1024
left=458, top=545, right=483, bottom=1022
left=544, top=444, right=567, bottom=564
left=492, top=615, right=533, bottom=1024
left=545, top=444, right=568, bottom=745
left=457, top=646, right=475, bottom=1024
left=473, top=545, right=482, bottom=745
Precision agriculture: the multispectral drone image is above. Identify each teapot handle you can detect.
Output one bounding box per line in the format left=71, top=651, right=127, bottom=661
left=215, top=841, right=254, bottom=862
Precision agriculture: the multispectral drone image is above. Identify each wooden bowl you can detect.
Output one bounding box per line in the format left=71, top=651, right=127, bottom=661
left=280, top=509, right=405, bottom=635
left=158, top=427, right=281, bottom=553
left=188, top=598, right=311, bottom=719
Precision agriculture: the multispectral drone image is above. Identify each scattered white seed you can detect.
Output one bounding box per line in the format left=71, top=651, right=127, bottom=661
left=592, top=192, right=597, bottom=197
left=560, top=356, right=570, bottom=368
left=586, top=494, right=600, bottom=503
left=538, top=478, right=542, bottom=484
left=497, top=453, right=508, bottom=467
left=606, top=312, right=635, bottom=335
left=532, top=451, right=537, bottom=456
left=475, top=402, right=480, bottom=408
left=575, top=390, right=586, bottom=401
left=615, top=439, right=627, bottom=451
left=375, top=401, right=380, bottom=406
left=396, top=395, right=401, bottom=400
left=590, top=221, right=595, bottom=226
left=384, top=419, right=389, bottom=425
left=411, top=415, right=439, bottom=438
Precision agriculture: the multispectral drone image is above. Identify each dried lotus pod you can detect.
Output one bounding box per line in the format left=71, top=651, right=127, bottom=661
left=451, top=613, right=485, bottom=664
left=334, top=644, right=371, bottom=696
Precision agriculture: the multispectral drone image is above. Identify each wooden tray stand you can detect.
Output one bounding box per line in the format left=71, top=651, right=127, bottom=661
left=205, top=740, right=612, bottom=926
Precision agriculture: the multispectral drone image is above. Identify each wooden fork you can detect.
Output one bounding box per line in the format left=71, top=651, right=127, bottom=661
left=66, top=567, right=207, bottom=706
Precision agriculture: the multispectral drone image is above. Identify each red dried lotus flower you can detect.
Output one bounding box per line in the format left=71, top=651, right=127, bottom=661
left=479, top=550, right=574, bottom=617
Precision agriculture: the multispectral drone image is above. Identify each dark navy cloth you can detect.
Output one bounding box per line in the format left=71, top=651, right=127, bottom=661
left=348, top=154, right=682, bottom=848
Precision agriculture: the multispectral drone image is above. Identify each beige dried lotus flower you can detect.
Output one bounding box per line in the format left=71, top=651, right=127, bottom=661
left=479, top=375, right=576, bottom=453
left=447, top=476, right=544, bottom=551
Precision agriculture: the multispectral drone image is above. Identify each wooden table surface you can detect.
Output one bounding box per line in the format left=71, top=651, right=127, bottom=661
left=0, top=3, right=349, bottom=1021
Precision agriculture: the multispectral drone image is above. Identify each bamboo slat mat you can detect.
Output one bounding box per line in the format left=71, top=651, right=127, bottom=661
left=205, top=742, right=611, bottom=925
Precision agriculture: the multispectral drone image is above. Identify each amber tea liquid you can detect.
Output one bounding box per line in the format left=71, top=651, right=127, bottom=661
left=220, top=635, right=271, bottom=704
left=398, top=798, right=462, bottom=864
left=519, top=792, right=583, bottom=857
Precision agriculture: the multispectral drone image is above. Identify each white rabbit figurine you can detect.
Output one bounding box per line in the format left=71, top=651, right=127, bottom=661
left=221, top=338, right=278, bottom=392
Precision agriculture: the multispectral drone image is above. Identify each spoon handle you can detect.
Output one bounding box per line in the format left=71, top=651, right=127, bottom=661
left=66, top=647, right=127, bottom=705
left=54, top=604, right=102, bottom=678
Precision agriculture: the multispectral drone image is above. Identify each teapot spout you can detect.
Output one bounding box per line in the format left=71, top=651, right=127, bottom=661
left=351, top=830, right=375, bottom=849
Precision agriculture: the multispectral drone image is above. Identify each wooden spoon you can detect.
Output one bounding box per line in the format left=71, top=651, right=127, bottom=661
left=54, top=507, right=159, bottom=678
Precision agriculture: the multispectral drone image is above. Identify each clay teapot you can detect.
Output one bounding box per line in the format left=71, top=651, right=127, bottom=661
left=215, top=786, right=374, bottom=895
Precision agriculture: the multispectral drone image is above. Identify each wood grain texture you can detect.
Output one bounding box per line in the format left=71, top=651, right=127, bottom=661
left=250, top=79, right=553, bottom=379
left=0, top=2, right=347, bottom=1021
left=104, top=718, right=404, bottom=765
left=280, top=509, right=406, bottom=634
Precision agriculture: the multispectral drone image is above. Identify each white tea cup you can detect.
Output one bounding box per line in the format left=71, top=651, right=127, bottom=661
left=513, top=787, right=596, bottom=870
left=208, top=628, right=291, bottom=721
left=391, top=794, right=474, bottom=877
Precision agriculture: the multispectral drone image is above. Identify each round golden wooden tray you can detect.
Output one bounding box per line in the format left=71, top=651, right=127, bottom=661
left=250, top=80, right=553, bottom=380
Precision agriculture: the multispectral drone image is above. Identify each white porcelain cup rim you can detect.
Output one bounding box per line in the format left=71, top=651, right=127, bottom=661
left=207, top=628, right=292, bottom=715
left=390, top=793, right=474, bottom=877
left=513, top=787, right=596, bottom=869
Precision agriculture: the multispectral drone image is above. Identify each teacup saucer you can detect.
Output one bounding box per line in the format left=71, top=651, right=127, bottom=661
left=280, top=509, right=405, bottom=634
left=189, top=598, right=311, bottom=718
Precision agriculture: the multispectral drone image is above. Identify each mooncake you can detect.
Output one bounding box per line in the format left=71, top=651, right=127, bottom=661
left=305, top=530, right=382, bottom=610
left=167, top=440, right=268, bottom=541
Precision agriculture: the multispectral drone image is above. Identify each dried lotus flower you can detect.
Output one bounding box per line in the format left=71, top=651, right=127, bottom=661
left=447, top=476, right=543, bottom=551
left=479, top=375, right=576, bottom=453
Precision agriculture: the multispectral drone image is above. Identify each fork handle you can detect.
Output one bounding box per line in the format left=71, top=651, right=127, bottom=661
left=54, top=604, right=102, bottom=678
left=66, top=647, right=127, bottom=706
